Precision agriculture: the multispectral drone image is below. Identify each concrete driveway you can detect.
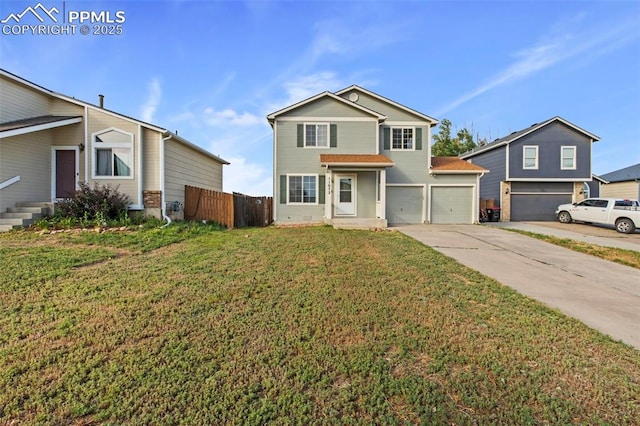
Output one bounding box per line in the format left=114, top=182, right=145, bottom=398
left=394, top=224, right=640, bottom=350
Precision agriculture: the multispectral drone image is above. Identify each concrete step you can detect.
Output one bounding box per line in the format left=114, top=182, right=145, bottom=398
left=0, top=224, right=15, bottom=232
left=7, top=206, right=46, bottom=214
left=0, top=218, right=33, bottom=226
left=16, top=202, right=51, bottom=208
left=0, top=212, right=42, bottom=220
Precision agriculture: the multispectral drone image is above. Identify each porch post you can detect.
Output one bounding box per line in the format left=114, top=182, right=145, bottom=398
left=379, top=169, right=386, bottom=220
left=324, top=169, right=332, bottom=220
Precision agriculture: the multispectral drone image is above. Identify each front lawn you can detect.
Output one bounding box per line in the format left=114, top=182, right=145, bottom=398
left=1, top=225, right=638, bottom=424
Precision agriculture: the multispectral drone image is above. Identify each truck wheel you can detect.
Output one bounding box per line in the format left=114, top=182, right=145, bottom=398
left=558, top=211, right=572, bottom=223
left=615, top=218, right=635, bottom=234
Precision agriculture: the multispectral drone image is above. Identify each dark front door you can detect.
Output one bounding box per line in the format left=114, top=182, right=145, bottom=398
left=56, top=150, right=76, bottom=198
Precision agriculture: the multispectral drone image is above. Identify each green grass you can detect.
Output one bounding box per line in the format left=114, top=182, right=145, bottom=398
left=1, top=225, right=639, bottom=424
left=505, top=229, right=640, bottom=269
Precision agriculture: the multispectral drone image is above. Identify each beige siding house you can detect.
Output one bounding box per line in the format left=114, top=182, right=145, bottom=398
left=598, top=163, right=640, bottom=200
left=0, top=69, right=228, bottom=228
left=268, top=86, right=487, bottom=228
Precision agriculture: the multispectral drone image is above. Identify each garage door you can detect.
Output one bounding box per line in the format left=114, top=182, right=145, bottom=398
left=431, top=186, right=473, bottom=224
left=510, top=182, right=573, bottom=221
left=387, top=186, right=423, bottom=224
left=511, top=194, right=572, bottom=221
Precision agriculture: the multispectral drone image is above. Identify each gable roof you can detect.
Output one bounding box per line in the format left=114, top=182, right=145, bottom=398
left=460, top=116, right=600, bottom=159
left=0, top=69, right=228, bottom=165
left=430, top=156, right=488, bottom=174
left=599, top=163, right=640, bottom=183
left=335, top=85, right=439, bottom=126
left=266, top=91, right=386, bottom=124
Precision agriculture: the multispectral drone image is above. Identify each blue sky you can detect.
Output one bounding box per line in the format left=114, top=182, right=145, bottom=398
left=2, top=0, right=639, bottom=195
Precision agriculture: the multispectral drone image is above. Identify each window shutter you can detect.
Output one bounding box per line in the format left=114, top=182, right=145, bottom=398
left=280, top=175, right=287, bottom=204
left=297, top=124, right=304, bottom=147
left=383, top=127, right=390, bottom=150
left=319, top=175, right=325, bottom=204
left=330, top=124, right=337, bottom=147
left=415, top=128, right=422, bottom=150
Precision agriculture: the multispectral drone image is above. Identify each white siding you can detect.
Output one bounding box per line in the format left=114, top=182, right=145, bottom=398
left=600, top=181, right=640, bottom=200
left=142, top=128, right=161, bottom=190
left=0, top=76, right=50, bottom=122
left=164, top=139, right=224, bottom=204
left=0, top=132, right=52, bottom=211
left=51, top=98, right=84, bottom=116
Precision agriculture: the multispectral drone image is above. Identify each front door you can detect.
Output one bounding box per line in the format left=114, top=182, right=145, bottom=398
left=55, top=149, right=77, bottom=198
left=335, top=174, right=356, bottom=216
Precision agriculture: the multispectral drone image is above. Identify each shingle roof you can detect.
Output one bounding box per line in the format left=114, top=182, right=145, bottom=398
left=599, top=163, right=640, bottom=183
left=431, top=156, right=488, bottom=173
left=320, top=154, right=394, bottom=166
left=0, top=115, right=81, bottom=132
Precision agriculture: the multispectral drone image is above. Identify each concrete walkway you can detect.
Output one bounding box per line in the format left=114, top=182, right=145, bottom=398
left=394, top=224, right=640, bottom=350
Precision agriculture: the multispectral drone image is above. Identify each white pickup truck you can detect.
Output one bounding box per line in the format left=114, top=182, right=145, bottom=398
left=556, top=198, right=640, bottom=233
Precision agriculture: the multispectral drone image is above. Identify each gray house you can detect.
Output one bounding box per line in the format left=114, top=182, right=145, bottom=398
left=598, top=163, right=640, bottom=200
left=267, top=86, right=487, bottom=228
left=461, top=116, right=600, bottom=221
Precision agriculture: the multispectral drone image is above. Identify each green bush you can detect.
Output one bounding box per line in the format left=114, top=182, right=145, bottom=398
left=56, top=182, right=131, bottom=223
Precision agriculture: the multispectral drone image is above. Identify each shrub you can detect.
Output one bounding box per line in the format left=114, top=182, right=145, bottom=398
left=56, top=182, right=131, bottom=223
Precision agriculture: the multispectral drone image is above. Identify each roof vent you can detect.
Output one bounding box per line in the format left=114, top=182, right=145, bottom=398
left=98, top=94, right=104, bottom=108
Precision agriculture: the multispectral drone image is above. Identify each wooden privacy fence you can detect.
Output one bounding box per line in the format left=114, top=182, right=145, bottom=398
left=184, top=185, right=272, bottom=229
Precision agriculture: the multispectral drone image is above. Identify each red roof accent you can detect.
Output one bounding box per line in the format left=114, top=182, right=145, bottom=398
left=320, top=154, right=394, bottom=165
left=431, top=156, right=487, bottom=172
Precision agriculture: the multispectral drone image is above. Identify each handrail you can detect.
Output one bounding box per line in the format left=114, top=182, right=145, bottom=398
left=0, top=175, right=20, bottom=190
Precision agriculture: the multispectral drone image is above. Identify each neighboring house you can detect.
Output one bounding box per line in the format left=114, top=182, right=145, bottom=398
left=267, top=86, right=487, bottom=228
left=598, top=163, right=640, bottom=200
left=0, top=69, right=228, bottom=229
left=461, top=116, right=600, bottom=221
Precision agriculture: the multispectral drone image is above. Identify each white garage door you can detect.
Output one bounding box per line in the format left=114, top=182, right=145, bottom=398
left=386, top=186, right=423, bottom=224
left=431, top=186, right=473, bottom=224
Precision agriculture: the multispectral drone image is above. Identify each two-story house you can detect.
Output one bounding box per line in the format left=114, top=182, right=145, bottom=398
left=461, top=116, right=600, bottom=221
left=0, top=69, right=228, bottom=230
left=268, top=86, right=487, bottom=228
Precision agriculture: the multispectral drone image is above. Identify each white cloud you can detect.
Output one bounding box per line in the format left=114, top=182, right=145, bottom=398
left=263, top=71, right=348, bottom=115
left=203, top=107, right=262, bottom=126
left=140, top=78, right=161, bottom=123
left=223, top=156, right=272, bottom=196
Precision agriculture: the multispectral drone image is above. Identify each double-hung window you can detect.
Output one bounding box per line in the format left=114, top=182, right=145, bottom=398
left=92, top=128, right=134, bottom=178
left=305, top=123, right=329, bottom=148
left=392, top=127, right=413, bottom=150
left=288, top=174, right=317, bottom=204
left=561, top=146, right=576, bottom=170
left=523, top=145, right=538, bottom=170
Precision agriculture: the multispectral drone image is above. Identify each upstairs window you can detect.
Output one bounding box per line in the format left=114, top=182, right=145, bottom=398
left=92, top=128, right=134, bottom=178
left=523, top=145, right=538, bottom=170
left=392, top=128, right=413, bottom=150
left=561, top=146, right=576, bottom=170
left=305, top=123, right=329, bottom=148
